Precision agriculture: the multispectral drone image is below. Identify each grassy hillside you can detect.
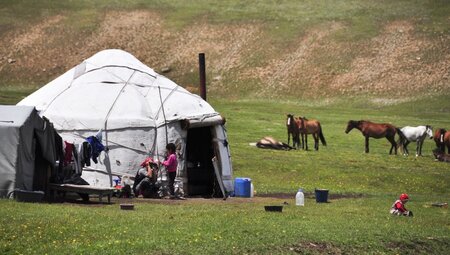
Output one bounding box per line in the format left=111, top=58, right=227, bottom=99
left=0, top=1, right=449, bottom=254
left=0, top=0, right=449, bottom=101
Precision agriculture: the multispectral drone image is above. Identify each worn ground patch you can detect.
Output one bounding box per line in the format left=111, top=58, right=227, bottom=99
left=331, top=21, right=450, bottom=97
left=386, top=238, right=450, bottom=255
left=279, top=241, right=344, bottom=255
left=241, top=22, right=345, bottom=96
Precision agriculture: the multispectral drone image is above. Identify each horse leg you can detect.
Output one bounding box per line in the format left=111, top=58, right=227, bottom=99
left=301, top=133, right=305, bottom=150
left=298, top=133, right=305, bottom=149
left=440, top=141, right=446, bottom=153
left=314, top=133, right=319, bottom=150
left=416, top=140, right=421, bottom=157
left=404, top=141, right=410, bottom=156
left=305, top=134, right=309, bottom=150
left=387, top=136, right=397, bottom=155
left=365, top=136, right=369, bottom=153
left=418, top=139, right=424, bottom=156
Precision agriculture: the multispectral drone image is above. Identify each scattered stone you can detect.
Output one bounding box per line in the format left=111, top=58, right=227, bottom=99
left=8, top=58, right=16, bottom=64
left=161, top=66, right=171, bottom=73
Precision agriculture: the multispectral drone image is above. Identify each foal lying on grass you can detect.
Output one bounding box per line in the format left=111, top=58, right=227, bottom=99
left=433, top=148, right=450, bottom=163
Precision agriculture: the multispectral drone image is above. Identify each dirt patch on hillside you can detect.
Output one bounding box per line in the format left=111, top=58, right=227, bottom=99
left=242, top=22, right=345, bottom=96
left=331, top=21, right=449, bottom=96
left=12, top=15, right=64, bottom=52
left=0, top=12, right=448, bottom=99
left=0, top=15, right=65, bottom=75
left=0, top=11, right=261, bottom=84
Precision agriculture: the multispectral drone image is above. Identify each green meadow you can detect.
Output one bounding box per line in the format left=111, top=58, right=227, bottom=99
left=1, top=97, right=449, bottom=254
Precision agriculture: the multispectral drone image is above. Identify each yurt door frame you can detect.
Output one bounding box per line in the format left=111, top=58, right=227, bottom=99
left=185, top=126, right=222, bottom=197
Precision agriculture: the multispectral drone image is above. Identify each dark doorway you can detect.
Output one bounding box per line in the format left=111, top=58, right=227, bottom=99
left=185, top=126, right=220, bottom=197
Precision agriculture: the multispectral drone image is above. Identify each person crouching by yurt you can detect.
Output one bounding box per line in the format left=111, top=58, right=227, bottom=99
left=133, top=157, right=158, bottom=198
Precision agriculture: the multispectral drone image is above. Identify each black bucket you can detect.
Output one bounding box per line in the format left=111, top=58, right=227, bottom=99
left=315, top=189, right=329, bottom=203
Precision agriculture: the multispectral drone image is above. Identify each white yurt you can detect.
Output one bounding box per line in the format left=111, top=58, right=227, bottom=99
left=18, top=49, right=233, bottom=197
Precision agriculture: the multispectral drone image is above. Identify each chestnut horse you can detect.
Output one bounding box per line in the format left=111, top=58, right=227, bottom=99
left=298, top=117, right=327, bottom=151
left=286, top=114, right=301, bottom=149
left=345, top=120, right=405, bottom=154
left=434, top=128, right=450, bottom=153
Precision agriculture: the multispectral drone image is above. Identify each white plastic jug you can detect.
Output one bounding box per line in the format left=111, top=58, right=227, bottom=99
left=296, top=188, right=305, bottom=206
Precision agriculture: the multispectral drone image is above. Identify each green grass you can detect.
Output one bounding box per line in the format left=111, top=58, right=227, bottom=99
left=212, top=97, right=450, bottom=195
left=0, top=196, right=448, bottom=254
left=0, top=86, right=38, bottom=105
left=1, top=97, right=449, bottom=254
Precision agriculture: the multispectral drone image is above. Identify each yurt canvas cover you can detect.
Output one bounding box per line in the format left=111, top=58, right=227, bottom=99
left=18, top=49, right=233, bottom=197
left=0, top=105, right=61, bottom=198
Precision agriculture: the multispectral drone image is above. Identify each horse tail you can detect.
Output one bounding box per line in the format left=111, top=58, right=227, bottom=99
left=318, top=123, right=327, bottom=146
left=395, top=128, right=403, bottom=150
left=396, top=128, right=406, bottom=148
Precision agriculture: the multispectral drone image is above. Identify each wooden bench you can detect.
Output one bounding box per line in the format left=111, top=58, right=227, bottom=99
left=49, top=183, right=115, bottom=203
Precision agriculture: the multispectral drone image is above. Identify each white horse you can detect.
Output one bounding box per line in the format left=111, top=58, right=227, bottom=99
left=399, top=125, right=433, bottom=156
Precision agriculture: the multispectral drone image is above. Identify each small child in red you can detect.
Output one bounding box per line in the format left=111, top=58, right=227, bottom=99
left=390, top=193, right=413, bottom=217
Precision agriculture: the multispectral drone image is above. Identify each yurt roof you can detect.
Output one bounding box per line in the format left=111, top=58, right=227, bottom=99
left=18, top=49, right=218, bottom=131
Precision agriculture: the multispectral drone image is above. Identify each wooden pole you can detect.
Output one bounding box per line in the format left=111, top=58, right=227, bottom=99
left=199, top=53, right=206, bottom=101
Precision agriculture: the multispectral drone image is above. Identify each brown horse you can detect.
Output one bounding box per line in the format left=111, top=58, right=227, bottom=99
left=298, top=117, right=327, bottom=151
left=434, top=128, right=450, bottom=153
left=286, top=114, right=301, bottom=149
left=345, top=120, right=405, bottom=154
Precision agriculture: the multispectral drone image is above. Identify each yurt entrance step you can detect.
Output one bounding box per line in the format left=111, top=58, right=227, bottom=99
left=186, top=126, right=221, bottom=197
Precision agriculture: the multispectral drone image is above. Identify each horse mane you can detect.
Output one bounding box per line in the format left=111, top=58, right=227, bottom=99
left=349, top=120, right=362, bottom=125
left=287, top=114, right=295, bottom=120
